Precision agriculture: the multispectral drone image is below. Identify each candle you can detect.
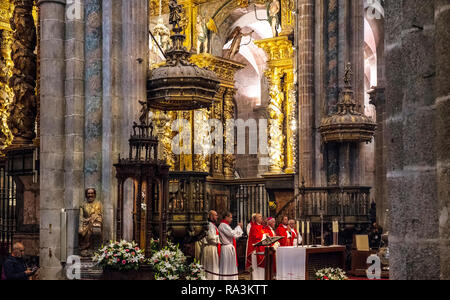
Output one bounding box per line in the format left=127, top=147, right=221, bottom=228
left=333, top=221, right=339, bottom=233
left=301, top=221, right=304, bottom=234
left=306, top=221, right=310, bottom=234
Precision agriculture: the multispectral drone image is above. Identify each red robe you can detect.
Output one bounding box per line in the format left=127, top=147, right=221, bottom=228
left=290, top=228, right=299, bottom=246
left=276, top=224, right=292, bottom=247
left=246, top=222, right=266, bottom=269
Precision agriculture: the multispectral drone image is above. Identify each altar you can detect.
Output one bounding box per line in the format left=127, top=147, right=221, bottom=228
left=275, top=246, right=346, bottom=280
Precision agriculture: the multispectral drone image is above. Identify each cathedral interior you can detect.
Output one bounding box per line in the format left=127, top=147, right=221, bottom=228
left=0, top=0, right=449, bottom=280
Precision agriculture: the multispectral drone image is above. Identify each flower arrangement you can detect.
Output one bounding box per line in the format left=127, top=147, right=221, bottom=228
left=315, top=268, right=348, bottom=280
left=148, top=240, right=205, bottom=280
left=93, top=240, right=146, bottom=271
left=185, top=261, right=206, bottom=281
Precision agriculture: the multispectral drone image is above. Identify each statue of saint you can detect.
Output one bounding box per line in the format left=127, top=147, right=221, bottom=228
left=138, top=100, right=149, bottom=125
left=79, top=188, right=103, bottom=257
left=267, top=0, right=281, bottom=37
left=196, top=15, right=208, bottom=54
left=224, top=27, right=254, bottom=59
left=153, top=17, right=171, bottom=52
left=169, top=0, right=182, bottom=28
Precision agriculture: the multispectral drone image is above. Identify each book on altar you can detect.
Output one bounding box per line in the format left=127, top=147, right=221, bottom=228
left=253, top=236, right=284, bottom=247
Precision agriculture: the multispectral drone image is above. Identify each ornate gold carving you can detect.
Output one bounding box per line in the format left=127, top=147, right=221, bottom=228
left=152, top=110, right=175, bottom=170
left=0, top=29, right=14, bottom=153
left=147, top=0, right=220, bottom=112
left=255, top=35, right=294, bottom=174
left=8, top=0, right=37, bottom=146
left=190, top=53, right=245, bottom=88
left=223, top=88, right=236, bottom=179
left=280, top=0, right=294, bottom=35
left=237, top=0, right=249, bottom=8
left=0, top=0, right=13, bottom=153
left=190, top=54, right=244, bottom=179
left=193, top=108, right=210, bottom=173
left=266, top=70, right=285, bottom=173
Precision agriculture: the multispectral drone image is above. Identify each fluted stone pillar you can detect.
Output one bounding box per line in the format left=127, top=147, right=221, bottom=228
left=435, top=0, right=450, bottom=280
left=38, top=0, right=66, bottom=280
left=65, top=0, right=85, bottom=258
left=298, top=0, right=315, bottom=185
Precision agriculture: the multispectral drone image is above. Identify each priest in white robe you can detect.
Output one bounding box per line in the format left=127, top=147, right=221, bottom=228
left=218, top=212, right=243, bottom=280
left=201, top=210, right=221, bottom=280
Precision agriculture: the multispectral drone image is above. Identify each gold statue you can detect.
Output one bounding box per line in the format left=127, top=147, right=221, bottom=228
left=79, top=188, right=103, bottom=257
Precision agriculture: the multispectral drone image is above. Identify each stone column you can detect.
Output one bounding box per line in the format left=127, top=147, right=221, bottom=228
left=37, top=0, right=66, bottom=280
left=324, top=0, right=339, bottom=186
left=435, top=0, right=450, bottom=280
left=65, top=0, right=85, bottom=257
left=385, top=0, right=439, bottom=280
left=298, top=0, right=315, bottom=185
left=369, top=87, right=387, bottom=229
left=102, top=0, right=123, bottom=240
left=84, top=0, right=102, bottom=200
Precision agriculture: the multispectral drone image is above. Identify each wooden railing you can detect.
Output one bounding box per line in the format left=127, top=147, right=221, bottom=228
left=0, top=160, right=16, bottom=257
left=277, top=185, right=372, bottom=223
left=207, top=178, right=270, bottom=232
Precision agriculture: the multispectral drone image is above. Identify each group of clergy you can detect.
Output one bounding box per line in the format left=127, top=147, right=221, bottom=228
left=199, top=210, right=302, bottom=280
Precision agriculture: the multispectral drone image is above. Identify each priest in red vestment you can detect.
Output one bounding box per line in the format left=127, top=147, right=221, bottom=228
left=288, top=219, right=301, bottom=246
left=246, top=213, right=266, bottom=280
left=276, top=216, right=292, bottom=247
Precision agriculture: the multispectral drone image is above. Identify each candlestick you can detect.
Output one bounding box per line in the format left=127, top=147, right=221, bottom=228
left=306, top=220, right=310, bottom=245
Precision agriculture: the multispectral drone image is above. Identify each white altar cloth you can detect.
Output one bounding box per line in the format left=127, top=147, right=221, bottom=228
left=276, top=246, right=306, bottom=280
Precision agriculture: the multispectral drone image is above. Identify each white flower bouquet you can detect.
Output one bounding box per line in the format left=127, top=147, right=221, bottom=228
left=315, top=268, right=348, bottom=280
left=149, top=243, right=205, bottom=280
left=93, top=240, right=146, bottom=271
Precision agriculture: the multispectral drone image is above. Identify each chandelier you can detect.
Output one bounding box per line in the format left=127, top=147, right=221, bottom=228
left=147, top=0, right=220, bottom=111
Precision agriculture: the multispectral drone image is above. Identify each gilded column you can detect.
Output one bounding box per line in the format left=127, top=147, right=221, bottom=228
left=255, top=36, right=294, bottom=174
left=8, top=0, right=37, bottom=146
left=267, top=68, right=285, bottom=174
left=153, top=110, right=175, bottom=170
left=0, top=25, right=14, bottom=152
left=223, top=87, right=236, bottom=179
left=211, top=86, right=225, bottom=178
left=193, top=108, right=210, bottom=173
left=284, top=69, right=295, bottom=174
left=190, top=53, right=245, bottom=179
